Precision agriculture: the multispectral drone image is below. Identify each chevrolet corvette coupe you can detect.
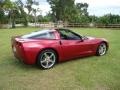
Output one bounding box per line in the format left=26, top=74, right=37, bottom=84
left=11, top=28, right=108, bottom=69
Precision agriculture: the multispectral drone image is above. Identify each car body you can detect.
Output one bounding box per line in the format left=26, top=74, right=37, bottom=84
left=11, top=28, right=108, bottom=69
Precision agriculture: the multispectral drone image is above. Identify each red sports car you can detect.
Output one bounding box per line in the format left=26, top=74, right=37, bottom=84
left=11, top=28, right=108, bottom=69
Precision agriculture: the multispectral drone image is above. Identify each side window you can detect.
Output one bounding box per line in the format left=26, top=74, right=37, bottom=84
left=59, top=30, right=81, bottom=40
left=48, top=32, right=56, bottom=39
left=31, top=32, right=56, bottom=39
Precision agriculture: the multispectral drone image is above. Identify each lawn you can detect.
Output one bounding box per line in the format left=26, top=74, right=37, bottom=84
left=0, top=27, right=120, bottom=90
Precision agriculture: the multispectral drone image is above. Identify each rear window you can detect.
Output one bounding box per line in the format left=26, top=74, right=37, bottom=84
left=21, top=30, right=56, bottom=39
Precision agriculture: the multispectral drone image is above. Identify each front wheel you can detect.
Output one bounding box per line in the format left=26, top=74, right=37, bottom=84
left=96, top=42, right=107, bottom=56
left=37, top=49, right=57, bottom=69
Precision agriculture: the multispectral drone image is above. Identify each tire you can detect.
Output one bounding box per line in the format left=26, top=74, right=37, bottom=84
left=96, top=42, right=107, bottom=56
left=37, top=49, right=57, bottom=69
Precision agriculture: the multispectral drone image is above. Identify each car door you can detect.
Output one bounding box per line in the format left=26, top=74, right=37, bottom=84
left=59, top=29, right=93, bottom=60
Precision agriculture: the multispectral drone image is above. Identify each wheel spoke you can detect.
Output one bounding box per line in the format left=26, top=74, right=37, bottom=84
left=49, top=53, right=54, bottom=58
left=44, top=53, right=48, bottom=58
left=41, top=59, right=46, bottom=63
left=49, top=59, right=55, bottom=63
left=99, top=43, right=106, bottom=55
left=46, top=61, right=49, bottom=68
left=40, top=51, right=56, bottom=69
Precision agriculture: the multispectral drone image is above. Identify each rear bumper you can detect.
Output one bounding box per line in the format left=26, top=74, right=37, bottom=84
left=12, top=46, right=34, bottom=64
left=11, top=36, right=37, bottom=65
left=12, top=46, right=27, bottom=64
left=12, top=45, right=39, bottom=65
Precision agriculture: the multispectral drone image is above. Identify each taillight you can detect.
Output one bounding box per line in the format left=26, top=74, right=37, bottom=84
left=15, top=42, right=22, bottom=49
left=16, top=41, right=22, bottom=46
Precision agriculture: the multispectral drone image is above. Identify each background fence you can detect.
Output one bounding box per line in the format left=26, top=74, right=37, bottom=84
left=34, top=22, right=120, bottom=28
left=1, top=22, right=120, bottom=28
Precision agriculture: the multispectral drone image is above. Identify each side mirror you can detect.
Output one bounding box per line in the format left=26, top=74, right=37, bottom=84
left=80, top=36, right=84, bottom=42
left=81, top=38, right=84, bottom=42
left=81, top=36, right=88, bottom=41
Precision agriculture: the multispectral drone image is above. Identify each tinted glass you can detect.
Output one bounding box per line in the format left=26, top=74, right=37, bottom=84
left=59, top=29, right=81, bottom=40
left=21, top=30, right=56, bottom=39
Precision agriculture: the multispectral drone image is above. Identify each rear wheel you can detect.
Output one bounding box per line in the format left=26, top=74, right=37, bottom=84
left=96, top=42, right=107, bottom=56
left=37, top=49, right=57, bottom=69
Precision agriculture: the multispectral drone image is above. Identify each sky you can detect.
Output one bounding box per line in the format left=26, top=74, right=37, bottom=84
left=38, top=0, right=120, bottom=16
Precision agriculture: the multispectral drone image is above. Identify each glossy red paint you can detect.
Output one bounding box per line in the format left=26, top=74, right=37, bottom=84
left=11, top=29, right=108, bottom=64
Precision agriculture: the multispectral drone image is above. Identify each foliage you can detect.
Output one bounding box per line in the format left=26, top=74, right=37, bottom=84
left=69, top=3, right=89, bottom=23
left=38, top=15, right=52, bottom=22
left=25, top=0, right=39, bottom=23
left=15, top=0, right=28, bottom=26
left=76, top=3, right=89, bottom=16
left=47, top=0, right=76, bottom=22
left=0, top=9, right=5, bottom=24
left=0, top=0, right=120, bottom=28
left=97, top=14, right=120, bottom=25
left=47, top=0, right=90, bottom=23
left=0, top=0, right=12, bottom=24
left=0, top=0, right=21, bottom=28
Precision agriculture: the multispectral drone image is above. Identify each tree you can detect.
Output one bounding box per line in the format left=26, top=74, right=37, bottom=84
left=73, top=3, right=89, bottom=23
left=0, top=9, right=5, bottom=24
left=0, top=0, right=9, bottom=27
left=97, top=14, right=120, bottom=25
left=0, top=0, right=18, bottom=28
left=47, top=0, right=90, bottom=23
left=25, top=0, right=39, bottom=22
left=9, top=7, right=20, bottom=28
left=89, top=15, right=98, bottom=23
left=76, top=3, right=89, bottom=16
left=26, top=0, right=33, bottom=15
left=16, top=0, right=28, bottom=26
left=38, top=13, right=52, bottom=22
left=47, top=0, right=76, bottom=22
left=32, top=8, right=41, bottom=25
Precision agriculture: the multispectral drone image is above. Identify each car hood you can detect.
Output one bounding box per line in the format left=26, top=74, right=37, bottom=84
left=87, top=36, right=108, bottom=42
left=87, top=36, right=95, bottom=40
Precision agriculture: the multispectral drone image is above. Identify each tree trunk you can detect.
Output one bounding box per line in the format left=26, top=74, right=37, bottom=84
left=12, top=16, right=15, bottom=28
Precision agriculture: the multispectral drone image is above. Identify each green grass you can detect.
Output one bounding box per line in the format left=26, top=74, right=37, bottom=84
left=0, top=27, right=120, bottom=90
